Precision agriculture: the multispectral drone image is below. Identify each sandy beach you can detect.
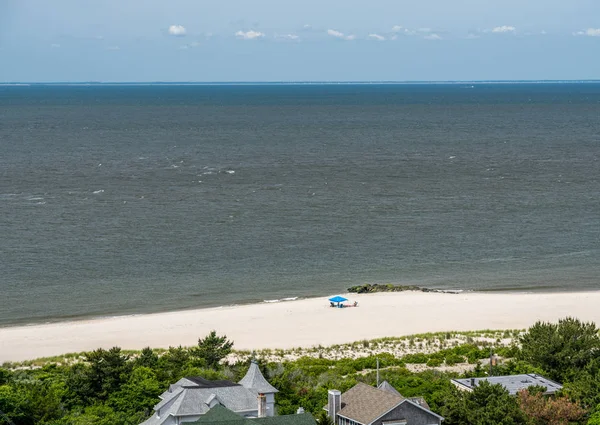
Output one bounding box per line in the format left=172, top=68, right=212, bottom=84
left=2, top=291, right=600, bottom=363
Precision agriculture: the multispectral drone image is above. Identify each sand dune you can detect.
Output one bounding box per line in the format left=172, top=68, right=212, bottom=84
left=2, top=291, right=600, bottom=363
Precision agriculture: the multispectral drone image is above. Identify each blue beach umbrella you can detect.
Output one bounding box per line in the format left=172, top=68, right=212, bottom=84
left=329, top=295, right=348, bottom=303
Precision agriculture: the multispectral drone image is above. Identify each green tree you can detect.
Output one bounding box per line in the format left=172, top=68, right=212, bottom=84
left=57, top=404, right=129, bottom=425
left=134, top=348, right=158, bottom=369
left=519, top=317, right=600, bottom=382
left=66, top=347, right=132, bottom=406
left=156, top=346, right=190, bottom=382
left=190, top=331, right=233, bottom=369
left=317, top=411, right=334, bottom=425
left=23, top=381, right=64, bottom=424
left=588, top=408, right=600, bottom=425
left=0, top=370, right=11, bottom=386
left=0, top=384, right=29, bottom=425
left=439, top=381, right=527, bottom=425
left=108, top=367, right=162, bottom=419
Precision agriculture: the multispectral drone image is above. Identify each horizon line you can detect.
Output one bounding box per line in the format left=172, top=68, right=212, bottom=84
left=2, top=79, right=600, bottom=86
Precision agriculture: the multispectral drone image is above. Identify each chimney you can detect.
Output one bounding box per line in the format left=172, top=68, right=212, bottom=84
left=470, top=378, right=476, bottom=388
left=328, top=390, right=341, bottom=422
left=258, top=393, right=267, bottom=418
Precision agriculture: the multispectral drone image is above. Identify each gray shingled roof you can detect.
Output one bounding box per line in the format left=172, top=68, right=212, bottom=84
left=377, top=381, right=403, bottom=398
left=452, top=374, right=563, bottom=395
left=239, top=361, right=279, bottom=394
left=189, top=405, right=317, bottom=425
left=140, top=377, right=261, bottom=425
left=408, top=397, right=431, bottom=411
left=332, top=382, right=405, bottom=425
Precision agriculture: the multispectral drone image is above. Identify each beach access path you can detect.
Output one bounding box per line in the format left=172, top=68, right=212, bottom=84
left=2, top=291, right=600, bottom=363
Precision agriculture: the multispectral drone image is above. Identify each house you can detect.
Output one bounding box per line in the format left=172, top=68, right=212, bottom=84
left=451, top=373, right=563, bottom=396
left=188, top=404, right=317, bottom=425
left=141, top=360, right=278, bottom=425
left=324, top=381, right=443, bottom=425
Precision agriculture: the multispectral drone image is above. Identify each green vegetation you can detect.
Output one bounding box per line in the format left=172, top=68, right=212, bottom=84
left=1, top=319, right=600, bottom=424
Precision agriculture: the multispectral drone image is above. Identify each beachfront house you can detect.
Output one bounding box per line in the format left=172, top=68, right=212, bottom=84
left=140, top=361, right=278, bottom=425
left=187, top=404, right=317, bottom=425
left=324, top=381, right=444, bottom=425
left=451, top=373, right=563, bottom=396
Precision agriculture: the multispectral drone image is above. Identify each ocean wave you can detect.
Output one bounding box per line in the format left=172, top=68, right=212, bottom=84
left=92, top=189, right=104, bottom=194
left=263, top=297, right=299, bottom=303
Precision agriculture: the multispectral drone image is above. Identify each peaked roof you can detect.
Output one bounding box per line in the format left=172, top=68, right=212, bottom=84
left=239, top=361, right=279, bottom=394
left=333, top=382, right=405, bottom=425
left=377, top=381, right=402, bottom=397
left=192, top=405, right=245, bottom=423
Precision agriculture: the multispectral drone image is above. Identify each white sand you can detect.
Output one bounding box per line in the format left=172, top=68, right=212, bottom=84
left=2, top=291, right=600, bottom=363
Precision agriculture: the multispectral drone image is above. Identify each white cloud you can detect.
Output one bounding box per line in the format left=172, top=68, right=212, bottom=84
left=424, top=33, right=442, bottom=40
left=277, top=34, right=299, bottom=40
left=50, top=43, right=61, bottom=48
left=492, top=25, right=516, bottom=33
left=368, top=33, right=385, bottom=41
left=235, top=30, right=265, bottom=40
left=327, top=29, right=355, bottom=40
left=392, top=26, right=417, bottom=36
left=168, top=25, right=187, bottom=36
left=574, top=28, right=600, bottom=37
left=327, top=29, right=344, bottom=38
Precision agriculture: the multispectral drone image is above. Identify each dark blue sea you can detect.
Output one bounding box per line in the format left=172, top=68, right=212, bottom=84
left=1, top=83, right=599, bottom=325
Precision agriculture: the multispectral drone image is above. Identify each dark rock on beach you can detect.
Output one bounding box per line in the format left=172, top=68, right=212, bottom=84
left=347, top=283, right=459, bottom=294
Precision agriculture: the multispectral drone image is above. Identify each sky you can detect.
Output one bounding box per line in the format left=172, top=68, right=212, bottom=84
left=1, top=0, right=599, bottom=82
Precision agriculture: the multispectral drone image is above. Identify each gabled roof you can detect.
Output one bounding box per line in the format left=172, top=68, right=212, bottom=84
left=451, top=374, right=563, bottom=395
left=239, top=361, right=279, bottom=394
left=192, top=405, right=245, bottom=423
left=324, top=383, right=443, bottom=425
left=188, top=405, right=317, bottom=425
left=377, top=381, right=403, bottom=398
left=332, top=382, right=405, bottom=425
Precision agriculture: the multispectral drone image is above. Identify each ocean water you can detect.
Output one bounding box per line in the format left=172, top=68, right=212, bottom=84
left=0, top=83, right=599, bottom=326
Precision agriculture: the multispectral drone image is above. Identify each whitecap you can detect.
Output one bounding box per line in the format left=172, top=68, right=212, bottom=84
left=27, top=197, right=44, bottom=201
left=225, top=170, right=235, bottom=174
left=263, top=297, right=298, bottom=303
left=93, top=189, right=104, bottom=194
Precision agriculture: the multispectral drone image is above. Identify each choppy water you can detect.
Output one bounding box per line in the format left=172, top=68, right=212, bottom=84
left=1, top=83, right=599, bottom=325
